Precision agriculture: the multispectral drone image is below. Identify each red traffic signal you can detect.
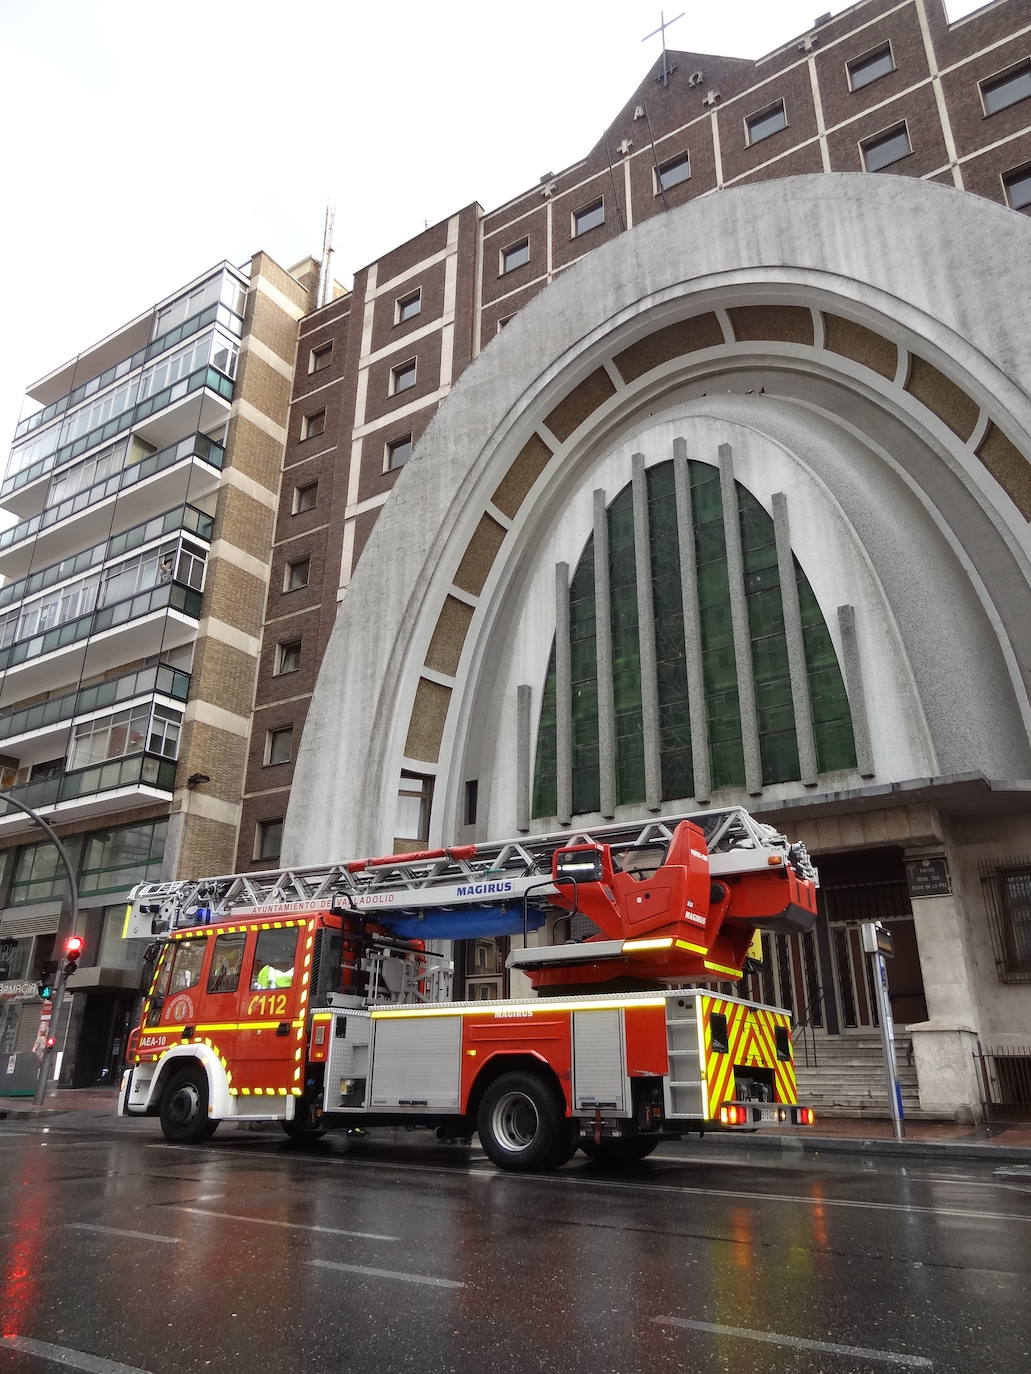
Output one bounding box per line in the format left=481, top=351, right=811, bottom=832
left=63, top=934, right=85, bottom=976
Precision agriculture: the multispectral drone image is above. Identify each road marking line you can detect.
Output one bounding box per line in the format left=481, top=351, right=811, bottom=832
left=145, top=1143, right=1031, bottom=1223
left=310, top=1258, right=462, bottom=1288
left=173, top=1205, right=397, bottom=1241
left=653, top=1316, right=932, bottom=1368
left=67, top=1222, right=179, bottom=1245
left=0, top=1334, right=153, bottom=1372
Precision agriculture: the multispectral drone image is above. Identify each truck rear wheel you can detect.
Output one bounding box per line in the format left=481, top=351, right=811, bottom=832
left=160, top=1066, right=218, bottom=1144
left=580, top=1136, right=659, bottom=1165
left=477, top=1071, right=573, bottom=1172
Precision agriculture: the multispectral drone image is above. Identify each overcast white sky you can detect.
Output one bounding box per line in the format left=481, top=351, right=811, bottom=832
left=0, top=0, right=983, bottom=451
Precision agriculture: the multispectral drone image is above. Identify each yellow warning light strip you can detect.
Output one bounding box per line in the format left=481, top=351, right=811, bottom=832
left=704, top=959, right=744, bottom=978
left=142, top=1019, right=305, bottom=1035
left=675, top=939, right=708, bottom=955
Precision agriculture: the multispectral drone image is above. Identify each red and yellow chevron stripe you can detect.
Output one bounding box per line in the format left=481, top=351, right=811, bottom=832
left=701, top=996, right=797, bottom=1117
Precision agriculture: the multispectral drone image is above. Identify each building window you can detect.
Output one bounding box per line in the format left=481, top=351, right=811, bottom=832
left=572, top=199, right=605, bottom=236
left=302, top=409, right=326, bottom=440
left=265, top=726, right=293, bottom=766
left=655, top=151, right=691, bottom=193
left=847, top=44, right=894, bottom=92
left=10, top=842, right=66, bottom=905
left=396, top=289, right=422, bottom=323
left=293, top=481, right=318, bottom=514
left=396, top=771, right=433, bottom=844
left=284, top=557, right=310, bottom=592
left=308, top=343, right=332, bottom=373
left=861, top=123, right=912, bottom=171
left=1003, top=164, right=1031, bottom=211
left=275, top=639, right=301, bottom=675
left=78, top=817, right=169, bottom=899
left=500, top=239, right=529, bottom=274
left=255, top=818, right=283, bottom=862
left=386, top=435, right=413, bottom=470
left=746, top=101, right=787, bottom=145
left=464, top=779, right=478, bottom=826
left=497, top=315, right=514, bottom=331
left=981, top=61, right=1031, bottom=117
left=391, top=359, right=417, bottom=394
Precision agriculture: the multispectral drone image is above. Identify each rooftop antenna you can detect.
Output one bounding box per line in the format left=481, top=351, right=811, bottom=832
left=642, top=9, right=685, bottom=87
left=316, top=204, right=336, bottom=309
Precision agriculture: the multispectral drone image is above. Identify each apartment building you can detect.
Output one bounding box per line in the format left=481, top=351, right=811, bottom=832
left=0, top=254, right=315, bottom=1087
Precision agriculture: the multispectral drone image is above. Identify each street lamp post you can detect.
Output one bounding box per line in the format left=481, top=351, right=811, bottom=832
left=0, top=796, right=80, bottom=1106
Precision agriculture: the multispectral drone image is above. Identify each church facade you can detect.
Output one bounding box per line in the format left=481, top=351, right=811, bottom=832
left=266, top=2, right=1031, bottom=1121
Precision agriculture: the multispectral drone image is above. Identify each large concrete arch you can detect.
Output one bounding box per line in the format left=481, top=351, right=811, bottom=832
left=285, top=174, right=1031, bottom=864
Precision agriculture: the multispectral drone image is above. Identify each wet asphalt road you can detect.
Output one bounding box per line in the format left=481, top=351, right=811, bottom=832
left=0, top=1116, right=1027, bottom=1374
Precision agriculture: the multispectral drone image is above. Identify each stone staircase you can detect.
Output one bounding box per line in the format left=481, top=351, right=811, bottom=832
left=793, top=1030, right=925, bottom=1119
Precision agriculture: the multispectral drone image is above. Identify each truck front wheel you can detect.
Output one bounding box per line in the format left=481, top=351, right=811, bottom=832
left=477, top=1071, right=573, bottom=1172
left=160, top=1066, right=218, bottom=1144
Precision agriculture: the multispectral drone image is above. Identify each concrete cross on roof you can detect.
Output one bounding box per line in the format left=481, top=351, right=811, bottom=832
left=642, top=8, right=685, bottom=87
left=799, top=32, right=819, bottom=52
left=703, top=88, right=720, bottom=107
left=616, top=138, right=634, bottom=157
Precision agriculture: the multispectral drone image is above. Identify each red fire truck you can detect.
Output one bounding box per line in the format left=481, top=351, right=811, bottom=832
left=119, top=806, right=818, bottom=1169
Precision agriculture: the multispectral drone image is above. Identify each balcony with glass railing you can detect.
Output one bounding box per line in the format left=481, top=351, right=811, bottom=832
left=0, top=750, right=178, bottom=831
left=0, top=528, right=207, bottom=710
left=4, top=329, right=236, bottom=505
left=14, top=292, right=244, bottom=445
left=0, top=434, right=223, bottom=577
left=0, top=663, right=189, bottom=753
left=0, top=503, right=212, bottom=615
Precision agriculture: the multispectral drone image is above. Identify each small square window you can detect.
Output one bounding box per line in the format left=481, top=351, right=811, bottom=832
left=302, top=409, right=326, bottom=440
left=861, top=123, right=911, bottom=171
left=847, top=44, right=895, bottom=92
left=572, top=198, right=604, bottom=236
left=396, top=289, right=422, bottom=323
left=391, top=360, right=417, bottom=394
left=982, top=61, right=1031, bottom=117
left=292, top=481, right=318, bottom=514
left=256, top=818, right=283, bottom=861
left=500, top=239, right=529, bottom=274
left=265, top=726, right=293, bottom=766
left=386, top=435, right=413, bottom=470
left=275, top=639, right=301, bottom=675
left=497, top=315, right=514, bottom=332
left=746, top=101, right=787, bottom=145
left=655, top=152, right=691, bottom=193
left=308, top=343, right=332, bottom=373
left=1003, top=164, right=1031, bottom=211
left=284, top=557, right=310, bottom=592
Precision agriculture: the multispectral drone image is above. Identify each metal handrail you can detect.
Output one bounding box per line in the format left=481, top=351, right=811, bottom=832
left=792, top=985, right=826, bottom=1068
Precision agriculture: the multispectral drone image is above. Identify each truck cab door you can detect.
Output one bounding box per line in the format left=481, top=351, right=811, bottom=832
left=232, top=923, right=307, bottom=1098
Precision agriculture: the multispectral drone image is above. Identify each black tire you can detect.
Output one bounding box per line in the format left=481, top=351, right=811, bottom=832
left=580, top=1136, right=659, bottom=1166
left=477, top=1071, right=574, bottom=1172
left=281, top=1113, right=326, bottom=1144
left=159, top=1065, right=218, bottom=1144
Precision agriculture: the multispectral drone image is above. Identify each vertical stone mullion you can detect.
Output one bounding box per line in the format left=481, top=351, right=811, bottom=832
left=593, top=489, right=616, bottom=819
left=555, top=561, right=573, bottom=825
left=718, top=442, right=762, bottom=796
left=632, top=453, right=661, bottom=811
left=837, top=604, right=875, bottom=778
left=673, top=438, right=710, bottom=804
left=772, top=491, right=818, bottom=787
left=516, top=683, right=531, bottom=832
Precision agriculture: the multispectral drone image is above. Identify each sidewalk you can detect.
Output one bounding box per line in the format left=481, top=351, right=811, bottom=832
left=3, top=1088, right=1030, bottom=1164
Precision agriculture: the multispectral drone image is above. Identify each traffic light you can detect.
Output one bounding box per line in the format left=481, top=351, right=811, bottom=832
left=63, top=934, right=85, bottom=977
left=37, top=960, right=57, bottom=1000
